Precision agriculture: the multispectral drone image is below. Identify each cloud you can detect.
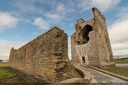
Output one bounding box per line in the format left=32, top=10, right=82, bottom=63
left=33, top=18, right=50, bottom=30
left=68, top=37, right=71, bottom=60
left=109, top=20, right=128, bottom=43
left=11, top=0, right=44, bottom=14
left=108, top=6, right=128, bottom=58
left=109, top=19, right=128, bottom=58
left=0, top=12, right=19, bottom=32
left=56, top=4, right=65, bottom=12
left=78, top=0, right=120, bottom=12
left=0, top=39, right=27, bottom=60
left=113, top=50, right=128, bottom=58
left=45, top=13, right=62, bottom=22
left=112, top=43, right=128, bottom=51
left=44, top=2, right=74, bottom=23
left=11, top=0, right=74, bottom=26
left=45, top=4, right=69, bottom=22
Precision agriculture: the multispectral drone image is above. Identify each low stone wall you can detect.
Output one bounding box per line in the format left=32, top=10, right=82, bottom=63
left=90, top=67, right=128, bottom=81
left=74, top=64, right=92, bottom=81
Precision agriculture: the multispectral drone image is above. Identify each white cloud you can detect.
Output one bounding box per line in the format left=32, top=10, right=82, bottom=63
left=0, top=12, right=19, bottom=32
left=45, top=2, right=74, bottom=23
left=56, top=4, right=65, bottom=12
left=0, top=39, right=27, bottom=60
left=45, top=13, right=62, bottom=22
left=109, top=19, right=128, bottom=58
left=78, top=0, right=120, bottom=12
left=11, top=0, right=74, bottom=25
left=113, top=50, right=128, bottom=58
left=12, top=0, right=44, bottom=14
left=68, top=37, right=71, bottom=60
left=112, top=43, right=128, bottom=51
left=108, top=7, right=128, bottom=58
left=33, top=18, right=50, bottom=30
left=109, top=20, right=128, bottom=43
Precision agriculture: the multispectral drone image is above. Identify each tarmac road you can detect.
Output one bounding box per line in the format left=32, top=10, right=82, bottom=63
left=76, top=65, right=128, bottom=84
left=116, top=63, right=128, bottom=68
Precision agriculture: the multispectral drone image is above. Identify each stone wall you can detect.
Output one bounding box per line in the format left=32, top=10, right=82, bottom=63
left=9, top=26, right=75, bottom=82
left=71, top=7, right=115, bottom=67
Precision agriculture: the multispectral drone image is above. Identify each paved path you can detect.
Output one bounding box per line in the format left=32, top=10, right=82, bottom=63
left=116, top=63, right=128, bottom=68
left=76, top=64, right=128, bottom=83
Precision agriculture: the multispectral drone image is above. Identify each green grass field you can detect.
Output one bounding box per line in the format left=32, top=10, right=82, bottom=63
left=0, top=62, right=28, bottom=83
left=0, top=62, right=9, bottom=67
left=114, top=57, right=128, bottom=63
left=102, top=66, right=128, bottom=77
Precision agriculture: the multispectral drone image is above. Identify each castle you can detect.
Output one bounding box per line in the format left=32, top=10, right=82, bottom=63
left=9, top=7, right=115, bottom=83
left=71, top=7, right=115, bottom=67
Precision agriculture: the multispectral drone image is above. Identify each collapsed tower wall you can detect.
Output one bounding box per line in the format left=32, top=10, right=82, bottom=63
left=9, top=26, right=73, bottom=82
left=71, top=7, right=115, bottom=67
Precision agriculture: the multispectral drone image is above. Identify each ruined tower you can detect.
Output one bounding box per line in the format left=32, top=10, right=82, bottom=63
left=71, top=7, right=115, bottom=67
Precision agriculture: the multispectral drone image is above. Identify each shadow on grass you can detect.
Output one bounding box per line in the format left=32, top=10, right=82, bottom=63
left=0, top=62, right=28, bottom=83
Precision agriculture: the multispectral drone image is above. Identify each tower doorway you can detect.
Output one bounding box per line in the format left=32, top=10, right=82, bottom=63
left=82, top=57, right=85, bottom=63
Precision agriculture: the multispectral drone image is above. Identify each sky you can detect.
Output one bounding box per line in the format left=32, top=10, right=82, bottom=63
left=0, top=0, right=128, bottom=60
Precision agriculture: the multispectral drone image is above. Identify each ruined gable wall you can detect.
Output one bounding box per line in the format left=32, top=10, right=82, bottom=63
left=9, top=26, right=74, bottom=82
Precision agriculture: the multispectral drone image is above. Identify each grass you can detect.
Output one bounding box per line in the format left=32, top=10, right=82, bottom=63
left=0, top=62, right=28, bottom=83
left=0, top=68, right=16, bottom=80
left=0, top=62, right=15, bottom=80
left=102, top=66, right=128, bottom=77
left=114, top=57, right=128, bottom=63
left=0, top=62, right=9, bottom=68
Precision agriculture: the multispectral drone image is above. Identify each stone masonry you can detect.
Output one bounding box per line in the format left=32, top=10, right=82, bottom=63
left=9, top=26, right=76, bottom=82
left=71, top=7, right=115, bottom=67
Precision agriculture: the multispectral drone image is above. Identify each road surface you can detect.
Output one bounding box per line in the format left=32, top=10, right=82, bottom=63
left=76, top=65, right=128, bottom=83
left=116, top=64, right=128, bottom=68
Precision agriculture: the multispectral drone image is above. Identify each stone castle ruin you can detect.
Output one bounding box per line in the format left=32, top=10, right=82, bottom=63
left=9, top=26, right=77, bottom=83
left=9, top=7, right=115, bottom=83
left=71, top=7, right=115, bottom=67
